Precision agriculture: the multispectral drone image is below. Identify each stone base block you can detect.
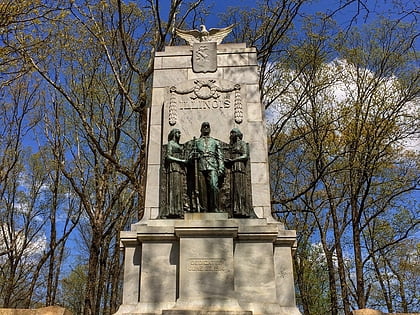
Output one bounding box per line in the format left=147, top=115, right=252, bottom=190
left=114, top=307, right=251, bottom=315
left=117, top=214, right=301, bottom=315
left=114, top=303, right=176, bottom=315
left=162, top=311, right=252, bottom=315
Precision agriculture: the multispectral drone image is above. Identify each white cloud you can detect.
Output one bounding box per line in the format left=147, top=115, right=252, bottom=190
left=266, top=58, right=420, bottom=152
left=0, top=225, right=46, bottom=263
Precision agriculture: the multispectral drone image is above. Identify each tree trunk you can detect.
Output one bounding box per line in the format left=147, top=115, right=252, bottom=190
left=371, top=255, right=393, bottom=312
left=331, top=208, right=351, bottom=314
left=138, top=106, right=148, bottom=220
left=294, top=250, right=311, bottom=315
left=3, top=260, right=17, bottom=307
left=84, top=226, right=103, bottom=315
left=109, top=238, right=123, bottom=313
left=352, top=209, right=366, bottom=309
left=51, top=242, right=66, bottom=305
left=97, top=234, right=111, bottom=314
left=46, top=170, right=59, bottom=306
left=386, top=257, right=408, bottom=312
left=324, top=249, right=339, bottom=315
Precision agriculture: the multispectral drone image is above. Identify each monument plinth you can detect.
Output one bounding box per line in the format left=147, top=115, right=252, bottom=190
left=115, top=26, right=301, bottom=315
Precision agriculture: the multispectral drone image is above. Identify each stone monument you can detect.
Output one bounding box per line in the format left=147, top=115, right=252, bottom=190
left=115, top=25, right=301, bottom=315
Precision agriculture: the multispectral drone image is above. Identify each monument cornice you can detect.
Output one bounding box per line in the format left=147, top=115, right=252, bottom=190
left=174, top=226, right=238, bottom=238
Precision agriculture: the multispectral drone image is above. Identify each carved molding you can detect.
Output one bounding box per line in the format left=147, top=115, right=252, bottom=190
left=168, top=79, right=243, bottom=125
left=233, top=84, right=243, bottom=124
left=191, top=79, right=219, bottom=100
left=169, top=86, right=178, bottom=125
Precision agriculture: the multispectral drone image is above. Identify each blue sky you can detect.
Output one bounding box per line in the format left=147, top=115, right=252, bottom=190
left=198, top=0, right=419, bottom=32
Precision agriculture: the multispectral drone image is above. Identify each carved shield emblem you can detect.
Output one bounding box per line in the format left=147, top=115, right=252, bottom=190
left=193, top=42, right=217, bottom=73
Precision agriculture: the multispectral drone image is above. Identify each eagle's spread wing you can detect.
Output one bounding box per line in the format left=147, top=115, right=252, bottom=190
left=208, top=24, right=235, bottom=44
left=174, top=28, right=201, bottom=46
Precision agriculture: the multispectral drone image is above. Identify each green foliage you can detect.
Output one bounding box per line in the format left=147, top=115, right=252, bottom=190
left=60, top=264, right=88, bottom=314
left=295, top=241, right=332, bottom=314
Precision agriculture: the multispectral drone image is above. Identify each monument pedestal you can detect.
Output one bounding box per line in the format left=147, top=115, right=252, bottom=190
left=115, top=213, right=300, bottom=315
left=174, top=214, right=242, bottom=312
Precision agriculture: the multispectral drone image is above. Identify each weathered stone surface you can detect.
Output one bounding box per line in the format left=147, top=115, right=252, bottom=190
left=153, top=69, right=189, bottom=88
left=246, top=102, right=263, bottom=122
left=177, top=232, right=236, bottom=307
left=147, top=126, right=162, bottom=164
left=150, top=88, right=165, bottom=125
left=249, top=183, right=271, bottom=209
left=215, top=43, right=249, bottom=51
left=162, top=55, right=193, bottom=69
left=121, top=245, right=140, bottom=304
left=218, top=52, right=249, bottom=67
left=234, top=242, right=277, bottom=301
left=223, top=66, right=259, bottom=85
left=249, top=163, right=269, bottom=184
left=242, top=84, right=260, bottom=103
left=139, top=242, right=178, bottom=303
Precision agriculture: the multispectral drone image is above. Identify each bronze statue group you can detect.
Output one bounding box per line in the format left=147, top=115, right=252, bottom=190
left=162, top=122, right=255, bottom=219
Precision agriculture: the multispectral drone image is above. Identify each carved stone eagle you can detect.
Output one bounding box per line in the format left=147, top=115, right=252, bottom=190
left=174, top=24, right=234, bottom=46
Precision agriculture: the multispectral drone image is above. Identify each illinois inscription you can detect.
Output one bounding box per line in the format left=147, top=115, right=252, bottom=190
left=168, top=79, right=243, bottom=125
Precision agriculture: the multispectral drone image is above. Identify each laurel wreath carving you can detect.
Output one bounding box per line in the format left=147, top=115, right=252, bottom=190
left=191, top=79, right=219, bottom=100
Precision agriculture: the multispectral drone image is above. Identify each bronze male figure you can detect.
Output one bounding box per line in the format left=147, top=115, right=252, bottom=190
left=188, top=122, right=224, bottom=212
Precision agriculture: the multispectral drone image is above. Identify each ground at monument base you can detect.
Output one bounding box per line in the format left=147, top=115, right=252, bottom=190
left=0, top=306, right=72, bottom=315
left=115, top=305, right=302, bottom=315
left=117, top=313, right=250, bottom=315
left=162, top=310, right=252, bottom=315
